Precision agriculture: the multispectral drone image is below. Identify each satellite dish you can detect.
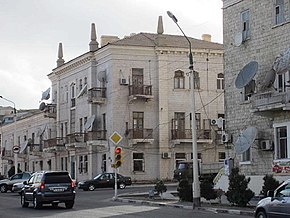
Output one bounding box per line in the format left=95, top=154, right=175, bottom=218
left=41, top=88, right=50, bottom=100
left=19, top=140, right=29, bottom=153
left=77, top=84, right=87, bottom=98
left=263, top=69, right=276, bottom=88
left=233, top=32, right=243, bottom=47
left=272, top=48, right=290, bottom=74
left=39, top=102, right=46, bottom=111
left=234, top=127, right=257, bottom=154
left=84, top=115, right=95, bottom=130
left=235, top=61, right=258, bottom=89
left=97, top=70, right=107, bottom=82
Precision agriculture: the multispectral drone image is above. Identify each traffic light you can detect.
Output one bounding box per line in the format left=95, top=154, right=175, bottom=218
left=114, top=147, right=122, bottom=168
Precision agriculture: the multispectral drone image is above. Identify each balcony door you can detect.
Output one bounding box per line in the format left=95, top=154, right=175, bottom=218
left=132, top=68, right=144, bottom=95
left=133, top=112, right=144, bottom=138
left=173, top=112, right=185, bottom=139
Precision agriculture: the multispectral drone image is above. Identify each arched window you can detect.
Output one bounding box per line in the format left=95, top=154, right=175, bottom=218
left=217, top=73, right=224, bottom=90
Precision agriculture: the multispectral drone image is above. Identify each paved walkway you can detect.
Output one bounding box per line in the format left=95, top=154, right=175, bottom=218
left=116, top=190, right=257, bottom=217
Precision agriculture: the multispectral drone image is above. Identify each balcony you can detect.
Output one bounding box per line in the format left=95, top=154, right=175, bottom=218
left=66, top=133, right=86, bottom=148
left=43, top=104, right=56, bottom=118
left=88, top=87, right=106, bottom=104
left=127, top=128, right=154, bottom=145
left=85, top=130, right=107, bottom=148
left=1, top=149, right=13, bottom=160
left=251, top=91, right=290, bottom=112
left=43, top=137, right=66, bottom=152
left=171, top=129, right=212, bottom=145
left=29, top=144, right=43, bottom=156
left=128, top=85, right=153, bottom=101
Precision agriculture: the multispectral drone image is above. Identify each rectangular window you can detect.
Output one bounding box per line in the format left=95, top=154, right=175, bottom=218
left=217, top=73, right=224, bottom=90
left=79, top=156, right=83, bottom=174
left=241, top=10, right=250, bottom=41
left=193, top=71, right=200, bottom=89
left=61, top=157, right=64, bottom=171
left=195, top=113, right=201, bottom=130
left=133, top=153, right=144, bottom=172
left=84, top=155, right=88, bottom=173
left=241, top=148, right=251, bottom=162
left=218, top=152, right=226, bottom=162
left=80, top=118, right=83, bottom=133
left=175, top=153, right=186, bottom=168
left=274, top=0, right=285, bottom=25
left=70, top=110, right=75, bottom=133
left=276, top=126, right=288, bottom=159
left=174, top=70, right=185, bottom=89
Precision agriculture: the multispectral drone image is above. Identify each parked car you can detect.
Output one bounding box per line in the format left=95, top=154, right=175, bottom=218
left=0, top=172, right=31, bottom=193
left=255, top=179, right=290, bottom=218
left=78, top=173, right=132, bottom=191
left=20, top=171, right=75, bottom=209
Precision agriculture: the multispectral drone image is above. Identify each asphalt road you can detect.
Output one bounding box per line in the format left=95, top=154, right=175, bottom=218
left=0, top=186, right=251, bottom=218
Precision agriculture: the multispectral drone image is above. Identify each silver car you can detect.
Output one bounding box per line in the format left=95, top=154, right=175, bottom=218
left=255, top=179, right=290, bottom=218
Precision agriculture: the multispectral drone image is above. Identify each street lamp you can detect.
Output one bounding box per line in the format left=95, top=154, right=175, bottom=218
left=167, top=11, right=200, bottom=208
left=0, top=96, right=18, bottom=174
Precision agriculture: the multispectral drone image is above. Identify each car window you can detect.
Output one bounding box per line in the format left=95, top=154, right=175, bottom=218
left=35, top=174, right=43, bottom=183
left=94, top=174, right=101, bottom=180
left=22, top=173, right=31, bottom=179
left=100, top=174, right=109, bottom=180
left=27, top=175, right=36, bottom=184
left=11, top=173, right=22, bottom=180
left=275, top=183, right=290, bottom=197
left=44, top=174, right=70, bottom=183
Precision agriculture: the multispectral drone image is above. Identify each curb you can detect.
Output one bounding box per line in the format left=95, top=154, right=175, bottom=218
left=115, top=197, right=255, bottom=216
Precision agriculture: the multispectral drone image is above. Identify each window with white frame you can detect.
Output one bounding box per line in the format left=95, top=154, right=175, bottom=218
left=174, top=70, right=185, bottom=89
left=241, top=147, right=251, bottom=162
left=78, top=155, right=88, bottom=174
left=274, top=124, right=289, bottom=159
left=133, top=152, right=144, bottom=172
left=175, top=152, right=186, bottom=169
left=218, top=152, right=226, bottom=162
left=217, top=73, right=224, bottom=90
left=274, top=0, right=285, bottom=25
left=275, top=72, right=289, bottom=93
left=241, top=10, right=250, bottom=41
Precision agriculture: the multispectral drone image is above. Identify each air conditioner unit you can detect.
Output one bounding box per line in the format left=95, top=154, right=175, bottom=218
left=222, top=133, right=231, bottom=143
left=119, top=78, right=128, bottom=85
left=260, top=140, right=273, bottom=151
left=162, top=152, right=171, bottom=159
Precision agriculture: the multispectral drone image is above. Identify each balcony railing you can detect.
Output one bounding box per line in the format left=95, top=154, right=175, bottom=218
left=86, top=130, right=107, bottom=141
left=88, top=87, right=106, bottom=104
left=127, top=129, right=153, bottom=139
left=44, top=104, right=56, bottom=118
left=1, top=149, right=13, bottom=159
left=67, top=133, right=86, bottom=144
left=43, top=137, right=66, bottom=150
left=251, top=91, right=290, bottom=112
left=171, top=129, right=212, bottom=140
left=128, top=85, right=153, bottom=100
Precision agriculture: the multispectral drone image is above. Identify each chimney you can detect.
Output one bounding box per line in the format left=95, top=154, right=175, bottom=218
left=89, top=23, right=99, bottom=51
left=100, top=35, right=119, bottom=47
left=202, top=34, right=212, bottom=42
left=157, top=16, right=164, bottom=34
left=56, top=43, right=65, bottom=67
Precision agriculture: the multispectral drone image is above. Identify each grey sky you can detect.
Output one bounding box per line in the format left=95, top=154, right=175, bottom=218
left=0, top=0, right=223, bottom=109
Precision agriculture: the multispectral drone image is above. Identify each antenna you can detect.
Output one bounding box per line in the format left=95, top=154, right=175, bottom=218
left=233, top=32, right=243, bottom=47
left=84, top=115, right=95, bottom=130
left=235, top=61, right=258, bottom=89
left=234, top=127, right=257, bottom=154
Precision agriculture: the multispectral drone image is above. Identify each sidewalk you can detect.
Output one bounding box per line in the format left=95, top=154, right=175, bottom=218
left=116, top=190, right=256, bottom=217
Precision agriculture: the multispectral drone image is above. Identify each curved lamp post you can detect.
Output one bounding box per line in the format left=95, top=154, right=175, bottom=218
left=167, top=11, right=200, bottom=208
left=0, top=96, right=18, bottom=174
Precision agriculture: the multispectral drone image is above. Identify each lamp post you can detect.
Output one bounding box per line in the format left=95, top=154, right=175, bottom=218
left=0, top=96, right=18, bottom=174
left=167, top=11, right=200, bottom=208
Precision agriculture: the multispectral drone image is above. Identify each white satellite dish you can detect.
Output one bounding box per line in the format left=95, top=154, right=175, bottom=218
left=39, top=102, right=46, bottom=111
left=97, top=70, right=107, bottom=82
left=41, top=88, right=51, bottom=100
left=273, top=48, right=290, bottom=74
left=19, top=140, right=29, bottom=153
left=234, top=127, right=257, bottom=154
left=235, top=61, right=258, bottom=89
left=263, top=69, right=276, bottom=89
left=233, top=32, right=243, bottom=47
left=77, top=84, right=87, bottom=98
left=84, top=115, right=95, bottom=130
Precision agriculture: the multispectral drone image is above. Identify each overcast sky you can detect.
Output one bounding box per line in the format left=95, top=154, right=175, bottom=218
left=0, top=0, right=223, bottom=109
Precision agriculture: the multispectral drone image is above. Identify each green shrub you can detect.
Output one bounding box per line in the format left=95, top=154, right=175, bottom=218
left=154, top=180, right=167, bottom=195
left=177, top=179, right=193, bottom=202
left=200, top=178, right=217, bottom=201
left=260, top=174, right=280, bottom=198
left=225, top=167, right=254, bottom=207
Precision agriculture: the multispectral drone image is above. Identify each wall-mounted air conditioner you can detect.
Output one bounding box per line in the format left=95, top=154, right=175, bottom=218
left=259, top=140, right=273, bottom=151
left=222, top=133, right=231, bottom=143
left=162, top=152, right=171, bottom=159
left=119, top=78, right=128, bottom=85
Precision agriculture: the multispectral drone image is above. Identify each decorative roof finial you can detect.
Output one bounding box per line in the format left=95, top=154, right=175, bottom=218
left=56, top=42, right=65, bottom=67
left=157, top=16, right=164, bottom=34
left=89, top=23, right=99, bottom=51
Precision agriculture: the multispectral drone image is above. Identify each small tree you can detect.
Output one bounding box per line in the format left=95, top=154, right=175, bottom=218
left=154, top=180, right=167, bottom=199
left=225, top=167, right=254, bottom=207
left=200, top=178, right=217, bottom=202
left=177, top=179, right=193, bottom=202
left=260, top=174, right=280, bottom=198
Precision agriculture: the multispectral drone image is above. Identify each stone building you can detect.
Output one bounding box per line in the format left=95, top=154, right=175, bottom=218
left=222, top=0, right=290, bottom=193
left=1, top=17, right=224, bottom=182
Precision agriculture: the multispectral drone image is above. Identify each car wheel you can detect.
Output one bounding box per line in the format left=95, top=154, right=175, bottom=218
left=65, top=200, right=74, bottom=209
left=119, top=183, right=126, bottom=189
left=88, top=184, right=95, bottom=191
left=256, top=210, right=267, bottom=218
left=33, top=195, right=42, bottom=209
left=21, top=193, right=29, bottom=208
left=0, top=184, right=8, bottom=193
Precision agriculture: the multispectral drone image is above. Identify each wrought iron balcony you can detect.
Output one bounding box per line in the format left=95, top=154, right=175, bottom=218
left=251, top=91, right=290, bottom=112
left=126, top=128, right=154, bottom=144
left=86, top=130, right=107, bottom=141
left=128, top=85, right=153, bottom=101
left=1, top=149, right=13, bottom=160
left=171, top=129, right=212, bottom=140
left=88, top=87, right=106, bottom=104
left=43, top=104, right=56, bottom=118
left=43, top=137, right=66, bottom=152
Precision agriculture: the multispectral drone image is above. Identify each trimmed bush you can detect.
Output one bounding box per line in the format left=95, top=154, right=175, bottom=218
left=177, top=179, right=193, bottom=202
left=260, top=174, right=280, bottom=198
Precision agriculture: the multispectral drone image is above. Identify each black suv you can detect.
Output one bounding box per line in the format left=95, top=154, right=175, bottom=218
left=20, top=171, right=75, bottom=209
